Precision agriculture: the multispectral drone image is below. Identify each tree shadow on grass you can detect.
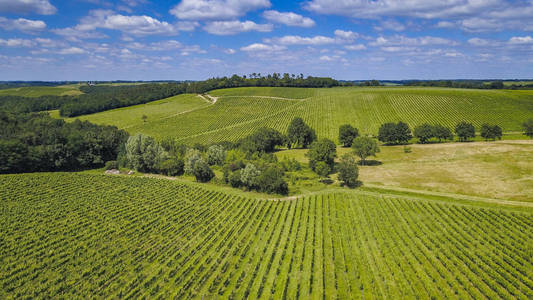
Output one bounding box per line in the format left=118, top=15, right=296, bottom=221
left=340, top=180, right=363, bottom=189
left=358, top=160, right=382, bottom=166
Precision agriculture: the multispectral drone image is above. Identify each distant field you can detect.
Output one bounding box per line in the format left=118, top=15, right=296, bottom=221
left=1, top=173, right=531, bottom=298
left=276, top=140, right=533, bottom=202
left=0, top=86, right=82, bottom=97
left=55, top=94, right=211, bottom=129
left=70, top=86, right=533, bottom=144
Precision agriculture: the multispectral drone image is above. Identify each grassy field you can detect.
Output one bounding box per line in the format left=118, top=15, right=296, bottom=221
left=0, top=86, right=83, bottom=97
left=0, top=173, right=531, bottom=299
left=64, top=87, right=533, bottom=144
left=276, top=140, right=533, bottom=202
left=51, top=94, right=211, bottom=129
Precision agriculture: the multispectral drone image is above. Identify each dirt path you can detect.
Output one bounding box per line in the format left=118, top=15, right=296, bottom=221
left=198, top=94, right=218, bottom=104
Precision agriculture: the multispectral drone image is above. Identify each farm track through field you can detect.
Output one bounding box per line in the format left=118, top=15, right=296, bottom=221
left=1, top=173, right=531, bottom=299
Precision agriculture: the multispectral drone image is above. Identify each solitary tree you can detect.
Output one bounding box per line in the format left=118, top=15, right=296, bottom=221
left=337, top=153, right=359, bottom=188
left=413, top=124, right=435, bottom=144
left=306, top=138, right=337, bottom=174
left=378, top=122, right=397, bottom=144
left=338, top=124, right=359, bottom=147
left=522, top=119, right=533, bottom=138
left=455, top=122, right=476, bottom=142
left=352, top=136, right=380, bottom=165
left=287, top=117, right=316, bottom=148
left=480, top=124, right=502, bottom=141
left=142, top=114, right=148, bottom=123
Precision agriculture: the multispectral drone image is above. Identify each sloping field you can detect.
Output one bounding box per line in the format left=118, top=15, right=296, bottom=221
left=58, top=94, right=211, bottom=130
left=69, top=87, right=533, bottom=144
left=0, top=86, right=82, bottom=97
left=1, top=173, right=532, bottom=299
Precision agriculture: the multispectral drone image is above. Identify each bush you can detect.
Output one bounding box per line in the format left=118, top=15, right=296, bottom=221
left=314, top=161, right=331, bottom=177
left=523, top=119, right=533, bottom=138
left=105, top=160, right=118, bottom=170
left=255, top=166, right=288, bottom=195
left=158, top=158, right=184, bottom=176
left=337, top=154, right=359, bottom=188
left=240, top=163, right=261, bottom=189
left=338, top=124, right=359, bottom=147
left=229, top=170, right=243, bottom=188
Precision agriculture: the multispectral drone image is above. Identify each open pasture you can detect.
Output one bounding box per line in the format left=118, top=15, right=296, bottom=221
left=0, top=173, right=531, bottom=299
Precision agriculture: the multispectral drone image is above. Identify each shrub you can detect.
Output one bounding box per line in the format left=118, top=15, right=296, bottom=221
left=523, top=119, right=533, bottom=138
left=105, top=160, right=118, bottom=170
left=158, top=158, right=184, bottom=176
left=314, top=161, right=331, bottom=177
left=240, top=163, right=261, bottom=189
left=229, top=170, right=243, bottom=188
left=255, top=166, right=288, bottom=195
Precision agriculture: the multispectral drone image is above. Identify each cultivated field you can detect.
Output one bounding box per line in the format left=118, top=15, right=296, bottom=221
left=0, top=86, right=83, bottom=97
left=0, top=173, right=531, bottom=299
left=65, top=87, right=533, bottom=143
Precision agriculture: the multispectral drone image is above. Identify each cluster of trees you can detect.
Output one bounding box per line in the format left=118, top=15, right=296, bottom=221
left=0, top=111, right=128, bottom=173
left=405, top=80, right=506, bottom=89
left=378, top=122, right=412, bottom=145
left=413, top=124, right=453, bottom=143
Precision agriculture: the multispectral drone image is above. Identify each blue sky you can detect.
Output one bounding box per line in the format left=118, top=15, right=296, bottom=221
left=0, top=0, right=532, bottom=80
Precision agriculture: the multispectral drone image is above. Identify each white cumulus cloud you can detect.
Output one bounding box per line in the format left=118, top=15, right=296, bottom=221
left=262, top=10, right=315, bottom=27
left=508, top=36, right=533, bottom=44
left=170, top=0, right=270, bottom=20
left=204, top=20, right=272, bottom=35
left=240, top=43, right=285, bottom=52
left=266, top=35, right=336, bottom=45
left=0, top=17, right=46, bottom=32
left=0, top=0, right=56, bottom=15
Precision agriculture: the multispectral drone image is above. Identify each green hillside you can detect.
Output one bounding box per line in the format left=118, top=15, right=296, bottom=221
left=64, top=87, right=533, bottom=144
left=1, top=173, right=531, bottom=299
left=0, top=85, right=83, bottom=97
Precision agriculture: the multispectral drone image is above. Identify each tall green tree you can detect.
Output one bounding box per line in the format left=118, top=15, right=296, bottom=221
left=352, top=136, right=380, bottom=165
left=306, top=138, right=337, bottom=173
left=395, top=121, right=412, bottom=144
left=125, top=134, right=167, bottom=172
left=287, top=117, right=316, bottom=148
left=455, top=122, right=476, bottom=142
left=433, top=124, right=453, bottom=142
left=413, top=124, right=435, bottom=144
left=338, top=124, right=359, bottom=147
left=480, top=124, right=502, bottom=141
left=337, top=153, right=359, bottom=187
left=522, top=119, right=533, bottom=138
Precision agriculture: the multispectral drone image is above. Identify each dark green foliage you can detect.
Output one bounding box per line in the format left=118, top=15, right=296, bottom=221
left=455, top=122, right=476, bottom=142
left=0, top=112, right=127, bottom=173
left=433, top=124, right=453, bottom=142
left=337, top=154, right=359, bottom=188
left=307, top=138, right=337, bottom=173
left=255, top=166, right=288, bottom=195
left=524, top=119, right=533, bottom=138
left=280, top=157, right=301, bottom=172
left=352, top=136, right=380, bottom=165
left=314, top=161, right=331, bottom=177
left=229, top=170, right=243, bottom=187
left=338, top=124, right=359, bottom=147
left=240, top=127, right=285, bottom=153
left=480, top=124, right=502, bottom=141
left=105, top=161, right=118, bottom=170
left=413, top=124, right=435, bottom=144
left=125, top=134, right=167, bottom=173
left=378, top=122, right=412, bottom=145
left=192, top=159, right=214, bottom=182
left=288, top=117, right=316, bottom=148
left=158, top=158, right=184, bottom=176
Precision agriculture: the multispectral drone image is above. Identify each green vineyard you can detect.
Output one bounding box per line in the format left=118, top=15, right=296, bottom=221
left=68, top=87, right=533, bottom=144
left=1, top=173, right=532, bottom=299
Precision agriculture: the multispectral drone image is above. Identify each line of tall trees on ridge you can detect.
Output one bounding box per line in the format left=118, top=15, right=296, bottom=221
left=405, top=80, right=533, bottom=89
left=0, top=74, right=342, bottom=118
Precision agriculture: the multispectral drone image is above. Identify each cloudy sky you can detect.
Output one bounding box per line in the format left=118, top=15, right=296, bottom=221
left=0, top=0, right=532, bottom=80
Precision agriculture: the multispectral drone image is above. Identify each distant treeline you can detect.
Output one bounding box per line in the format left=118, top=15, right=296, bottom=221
left=404, top=80, right=533, bottom=89
left=0, top=74, right=341, bottom=117
left=0, top=111, right=128, bottom=173
left=0, top=81, right=76, bottom=90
